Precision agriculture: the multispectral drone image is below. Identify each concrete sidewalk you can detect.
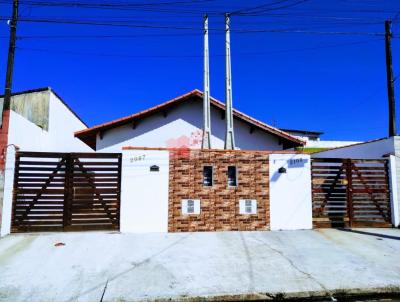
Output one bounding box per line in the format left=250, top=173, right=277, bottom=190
left=0, top=229, right=400, bottom=302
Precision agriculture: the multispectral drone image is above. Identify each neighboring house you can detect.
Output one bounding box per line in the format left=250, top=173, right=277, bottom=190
left=311, top=137, right=397, bottom=159
left=0, top=87, right=92, bottom=158
left=279, top=128, right=323, bottom=142
left=75, top=89, right=305, bottom=152
left=280, top=128, right=361, bottom=152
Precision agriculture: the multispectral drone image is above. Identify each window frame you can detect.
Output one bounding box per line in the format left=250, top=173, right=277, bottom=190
left=181, top=199, right=201, bottom=215
left=227, top=165, right=238, bottom=188
left=202, top=165, right=214, bottom=187
left=239, top=199, right=257, bottom=215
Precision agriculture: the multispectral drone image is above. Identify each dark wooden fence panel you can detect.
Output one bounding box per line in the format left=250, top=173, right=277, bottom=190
left=311, top=158, right=391, bottom=228
left=12, top=151, right=122, bottom=233
left=12, top=152, right=67, bottom=232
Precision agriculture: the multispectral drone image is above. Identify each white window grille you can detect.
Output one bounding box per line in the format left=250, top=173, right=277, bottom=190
left=239, top=199, right=257, bottom=214
left=245, top=200, right=252, bottom=213
left=187, top=200, right=195, bottom=213
left=181, top=199, right=200, bottom=215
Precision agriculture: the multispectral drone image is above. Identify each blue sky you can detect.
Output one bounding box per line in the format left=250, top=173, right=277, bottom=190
left=0, top=0, right=400, bottom=141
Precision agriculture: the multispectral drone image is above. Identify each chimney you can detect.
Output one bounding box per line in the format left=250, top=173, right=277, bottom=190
left=224, top=13, right=235, bottom=150
left=202, top=14, right=212, bottom=149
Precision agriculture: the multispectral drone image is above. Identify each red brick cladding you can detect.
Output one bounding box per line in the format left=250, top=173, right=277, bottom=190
left=168, top=149, right=270, bottom=232
left=0, top=110, right=10, bottom=171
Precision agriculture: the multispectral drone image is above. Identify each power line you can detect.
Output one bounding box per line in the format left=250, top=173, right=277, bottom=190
left=232, top=0, right=311, bottom=16
left=12, top=33, right=203, bottom=39
left=0, top=0, right=218, bottom=7
left=230, top=0, right=297, bottom=15
left=14, top=39, right=381, bottom=59
left=0, top=16, right=387, bottom=36
left=0, top=0, right=227, bottom=15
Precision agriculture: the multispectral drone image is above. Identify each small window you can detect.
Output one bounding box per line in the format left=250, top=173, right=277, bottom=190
left=239, top=199, right=257, bottom=214
left=203, top=166, right=213, bottom=187
left=227, top=166, right=237, bottom=187
left=150, top=165, right=159, bottom=172
left=182, top=199, right=200, bottom=215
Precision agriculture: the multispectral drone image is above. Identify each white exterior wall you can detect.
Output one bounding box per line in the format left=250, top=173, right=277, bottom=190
left=7, top=92, right=92, bottom=152
left=96, top=100, right=282, bottom=152
left=305, top=140, right=361, bottom=149
left=269, top=154, right=312, bottom=230
left=120, top=150, right=169, bottom=233
left=312, top=138, right=394, bottom=159
left=389, top=156, right=400, bottom=227
left=46, top=93, right=92, bottom=152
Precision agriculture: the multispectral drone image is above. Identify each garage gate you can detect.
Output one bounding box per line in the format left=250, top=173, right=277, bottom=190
left=12, top=151, right=122, bottom=232
left=312, top=158, right=392, bottom=228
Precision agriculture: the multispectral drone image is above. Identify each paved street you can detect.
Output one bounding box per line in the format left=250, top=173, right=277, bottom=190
left=0, top=229, right=400, bottom=301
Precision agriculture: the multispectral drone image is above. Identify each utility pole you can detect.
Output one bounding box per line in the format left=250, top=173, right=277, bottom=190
left=224, top=13, right=235, bottom=150
left=202, top=14, right=212, bottom=149
left=385, top=20, right=397, bottom=137
left=1, top=0, right=19, bottom=128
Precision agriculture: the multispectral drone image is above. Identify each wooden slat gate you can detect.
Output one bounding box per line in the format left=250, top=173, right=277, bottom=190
left=12, top=151, right=122, bottom=232
left=312, top=158, right=392, bottom=228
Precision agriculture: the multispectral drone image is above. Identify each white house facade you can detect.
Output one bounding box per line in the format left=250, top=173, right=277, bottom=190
left=75, top=89, right=305, bottom=152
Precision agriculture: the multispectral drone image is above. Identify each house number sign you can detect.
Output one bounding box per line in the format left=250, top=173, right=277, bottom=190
left=287, top=158, right=307, bottom=168
left=130, top=154, right=146, bottom=163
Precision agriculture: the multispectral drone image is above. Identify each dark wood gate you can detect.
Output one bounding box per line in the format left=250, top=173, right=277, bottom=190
left=12, top=151, right=122, bottom=232
left=312, top=158, right=392, bottom=228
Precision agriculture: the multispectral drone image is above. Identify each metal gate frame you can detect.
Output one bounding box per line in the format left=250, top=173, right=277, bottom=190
left=312, top=158, right=392, bottom=228
left=12, top=151, right=122, bottom=232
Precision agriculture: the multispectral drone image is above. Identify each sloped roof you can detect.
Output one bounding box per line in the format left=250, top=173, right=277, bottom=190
left=279, top=128, right=323, bottom=136
left=75, top=89, right=305, bottom=149
left=312, top=137, right=386, bottom=154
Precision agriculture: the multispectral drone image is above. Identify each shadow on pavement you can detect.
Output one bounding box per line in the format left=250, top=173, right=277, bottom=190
left=337, top=228, right=400, bottom=241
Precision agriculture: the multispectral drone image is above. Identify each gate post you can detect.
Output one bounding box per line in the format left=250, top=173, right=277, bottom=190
left=345, top=159, right=353, bottom=228
left=389, top=155, right=399, bottom=227
left=0, top=145, right=17, bottom=236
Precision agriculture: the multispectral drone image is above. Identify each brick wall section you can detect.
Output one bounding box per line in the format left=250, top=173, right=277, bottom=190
left=168, top=149, right=270, bottom=232
left=0, top=110, right=10, bottom=232
left=0, top=110, right=10, bottom=171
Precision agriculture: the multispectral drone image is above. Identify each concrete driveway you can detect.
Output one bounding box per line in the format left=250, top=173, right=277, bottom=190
left=0, top=229, right=400, bottom=302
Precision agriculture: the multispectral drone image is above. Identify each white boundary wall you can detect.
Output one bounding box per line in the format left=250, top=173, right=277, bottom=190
left=121, top=150, right=169, bottom=233
left=0, top=146, right=16, bottom=237
left=269, top=154, right=312, bottom=230
left=389, top=156, right=400, bottom=227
